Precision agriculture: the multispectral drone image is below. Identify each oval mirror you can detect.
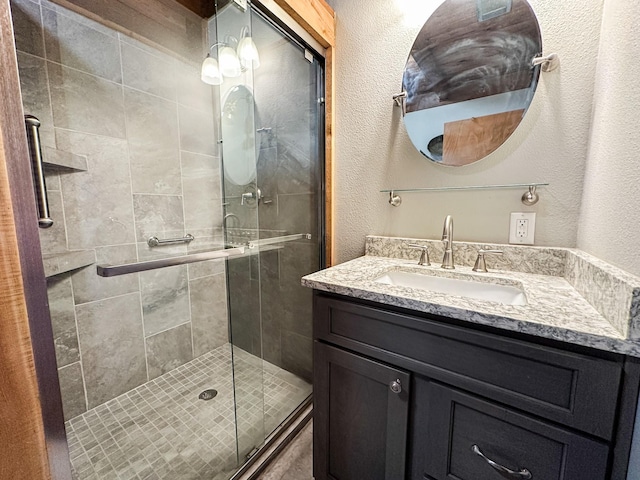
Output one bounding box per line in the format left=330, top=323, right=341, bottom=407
left=402, top=0, right=542, bottom=166
left=221, top=85, right=259, bottom=185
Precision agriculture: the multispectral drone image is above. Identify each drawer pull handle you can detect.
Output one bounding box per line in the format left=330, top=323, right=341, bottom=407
left=472, top=444, right=532, bottom=479
left=389, top=379, right=402, bottom=394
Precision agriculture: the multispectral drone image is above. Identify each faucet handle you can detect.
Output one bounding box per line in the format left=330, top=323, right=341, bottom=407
left=408, top=244, right=431, bottom=266
left=473, top=246, right=503, bottom=273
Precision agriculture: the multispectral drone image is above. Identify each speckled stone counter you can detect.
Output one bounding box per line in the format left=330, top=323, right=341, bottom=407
left=302, top=237, right=640, bottom=358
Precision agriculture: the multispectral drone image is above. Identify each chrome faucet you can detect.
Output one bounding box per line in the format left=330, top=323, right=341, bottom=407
left=441, top=215, right=455, bottom=269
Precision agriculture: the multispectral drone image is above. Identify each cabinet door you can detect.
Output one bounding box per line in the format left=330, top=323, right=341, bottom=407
left=314, top=342, right=410, bottom=480
left=411, top=378, right=610, bottom=480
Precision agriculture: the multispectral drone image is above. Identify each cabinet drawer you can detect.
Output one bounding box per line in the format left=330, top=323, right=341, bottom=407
left=415, top=381, right=609, bottom=480
left=314, top=294, right=622, bottom=439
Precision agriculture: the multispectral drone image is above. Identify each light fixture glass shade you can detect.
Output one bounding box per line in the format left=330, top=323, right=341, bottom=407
left=219, top=45, right=241, bottom=78
left=237, top=35, right=260, bottom=70
left=201, top=55, right=223, bottom=85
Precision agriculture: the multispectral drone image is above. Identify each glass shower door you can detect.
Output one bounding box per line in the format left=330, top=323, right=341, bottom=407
left=216, top=0, right=322, bottom=462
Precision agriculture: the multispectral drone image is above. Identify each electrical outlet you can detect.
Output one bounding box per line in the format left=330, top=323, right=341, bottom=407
left=509, top=212, right=536, bottom=245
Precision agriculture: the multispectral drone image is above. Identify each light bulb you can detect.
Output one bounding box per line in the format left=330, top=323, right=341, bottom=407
left=201, top=55, right=223, bottom=85
left=219, top=45, right=241, bottom=78
left=237, top=35, right=260, bottom=70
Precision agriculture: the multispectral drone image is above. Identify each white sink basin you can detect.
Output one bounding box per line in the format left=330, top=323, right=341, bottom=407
left=374, top=270, right=527, bottom=306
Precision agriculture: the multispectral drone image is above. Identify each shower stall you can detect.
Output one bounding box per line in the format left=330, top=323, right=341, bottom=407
left=8, top=0, right=323, bottom=478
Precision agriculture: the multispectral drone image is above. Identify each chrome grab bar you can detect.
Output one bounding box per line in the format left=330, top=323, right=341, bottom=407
left=247, top=233, right=312, bottom=249
left=96, top=247, right=246, bottom=277
left=147, top=233, right=194, bottom=247
left=24, top=115, right=53, bottom=228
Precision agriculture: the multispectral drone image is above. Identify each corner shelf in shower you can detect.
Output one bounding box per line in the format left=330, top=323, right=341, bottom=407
left=42, top=250, right=96, bottom=278
left=43, top=147, right=88, bottom=171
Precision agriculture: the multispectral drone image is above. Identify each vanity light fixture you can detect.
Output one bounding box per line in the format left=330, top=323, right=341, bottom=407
left=201, top=54, right=223, bottom=85
left=237, top=26, right=260, bottom=70
left=219, top=37, right=242, bottom=78
left=201, top=30, right=261, bottom=85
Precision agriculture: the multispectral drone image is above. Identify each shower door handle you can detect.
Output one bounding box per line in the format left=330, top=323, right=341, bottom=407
left=96, top=246, right=247, bottom=277
left=24, top=115, right=53, bottom=228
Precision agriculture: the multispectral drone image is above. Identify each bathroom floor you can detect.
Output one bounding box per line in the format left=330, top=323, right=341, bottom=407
left=65, top=344, right=311, bottom=480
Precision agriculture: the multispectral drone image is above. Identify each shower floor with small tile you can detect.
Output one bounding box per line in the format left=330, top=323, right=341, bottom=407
left=66, top=344, right=311, bottom=480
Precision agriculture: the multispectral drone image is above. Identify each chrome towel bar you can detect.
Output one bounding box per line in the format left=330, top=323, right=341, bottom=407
left=247, top=233, right=312, bottom=249
left=25, top=115, right=53, bottom=228
left=96, top=247, right=246, bottom=277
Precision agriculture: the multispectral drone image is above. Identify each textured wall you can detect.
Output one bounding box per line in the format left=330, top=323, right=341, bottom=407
left=577, top=0, right=640, bottom=279
left=326, top=0, right=603, bottom=263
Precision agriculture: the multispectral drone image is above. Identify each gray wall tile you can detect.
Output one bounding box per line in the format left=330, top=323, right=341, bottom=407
left=17, top=52, right=55, bottom=148
left=181, top=151, right=222, bottom=231
left=186, top=229, right=224, bottom=254
left=137, top=241, right=187, bottom=261
left=176, top=65, right=214, bottom=113
left=48, top=62, right=126, bottom=138
left=71, top=244, right=139, bottom=305
left=44, top=167, right=61, bottom=191
left=190, top=274, right=228, bottom=356
left=42, top=6, right=122, bottom=82
left=121, top=42, right=176, bottom=101
left=46, top=274, right=79, bottom=367
left=140, top=265, right=190, bottom=336
left=277, top=193, right=317, bottom=239
left=188, top=258, right=225, bottom=280
left=178, top=104, right=217, bottom=156
left=38, top=190, right=67, bottom=253
left=281, top=331, right=312, bottom=382
left=133, top=194, right=185, bottom=242
left=278, top=243, right=316, bottom=338
left=10, top=0, right=45, bottom=57
left=76, top=293, right=147, bottom=408
left=58, top=362, right=87, bottom=420
left=124, top=88, right=181, bottom=195
left=145, top=323, right=193, bottom=379
left=56, top=130, right=135, bottom=249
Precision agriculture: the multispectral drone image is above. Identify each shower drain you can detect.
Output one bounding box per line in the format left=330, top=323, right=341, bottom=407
left=198, top=389, right=218, bottom=401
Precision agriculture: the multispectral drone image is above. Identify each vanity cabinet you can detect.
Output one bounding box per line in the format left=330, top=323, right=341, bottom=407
left=313, top=292, right=640, bottom=480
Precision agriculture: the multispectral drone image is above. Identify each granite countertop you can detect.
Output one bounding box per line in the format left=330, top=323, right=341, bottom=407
left=302, top=255, right=640, bottom=357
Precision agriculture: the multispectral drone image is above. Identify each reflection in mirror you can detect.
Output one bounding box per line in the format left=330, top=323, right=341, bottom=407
left=402, top=0, right=542, bottom=166
left=221, top=85, right=259, bottom=185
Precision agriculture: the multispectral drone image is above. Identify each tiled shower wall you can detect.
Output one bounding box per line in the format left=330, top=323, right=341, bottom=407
left=11, top=0, right=228, bottom=419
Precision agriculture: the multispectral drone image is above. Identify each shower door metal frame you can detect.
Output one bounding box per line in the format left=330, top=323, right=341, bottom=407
left=254, top=0, right=335, bottom=266
left=251, top=0, right=328, bottom=268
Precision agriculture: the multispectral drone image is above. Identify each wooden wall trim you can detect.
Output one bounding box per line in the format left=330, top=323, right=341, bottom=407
left=0, top=1, right=71, bottom=478
left=272, top=0, right=335, bottom=265
left=325, top=45, right=335, bottom=266
left=273, top=0, right=335, bottom=48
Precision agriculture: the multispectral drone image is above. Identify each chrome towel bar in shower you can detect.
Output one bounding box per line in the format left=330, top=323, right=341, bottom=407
left=247, top=233, right=312, bottom=249
left=96, top=246, right=246, bottom=277
left=147, top=233, right=195, bottom=247
left=24, top=115, right=53, bottom=228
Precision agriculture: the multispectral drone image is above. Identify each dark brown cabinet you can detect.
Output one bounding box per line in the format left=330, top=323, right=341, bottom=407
left=312, top=292, right=640, bottom=480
